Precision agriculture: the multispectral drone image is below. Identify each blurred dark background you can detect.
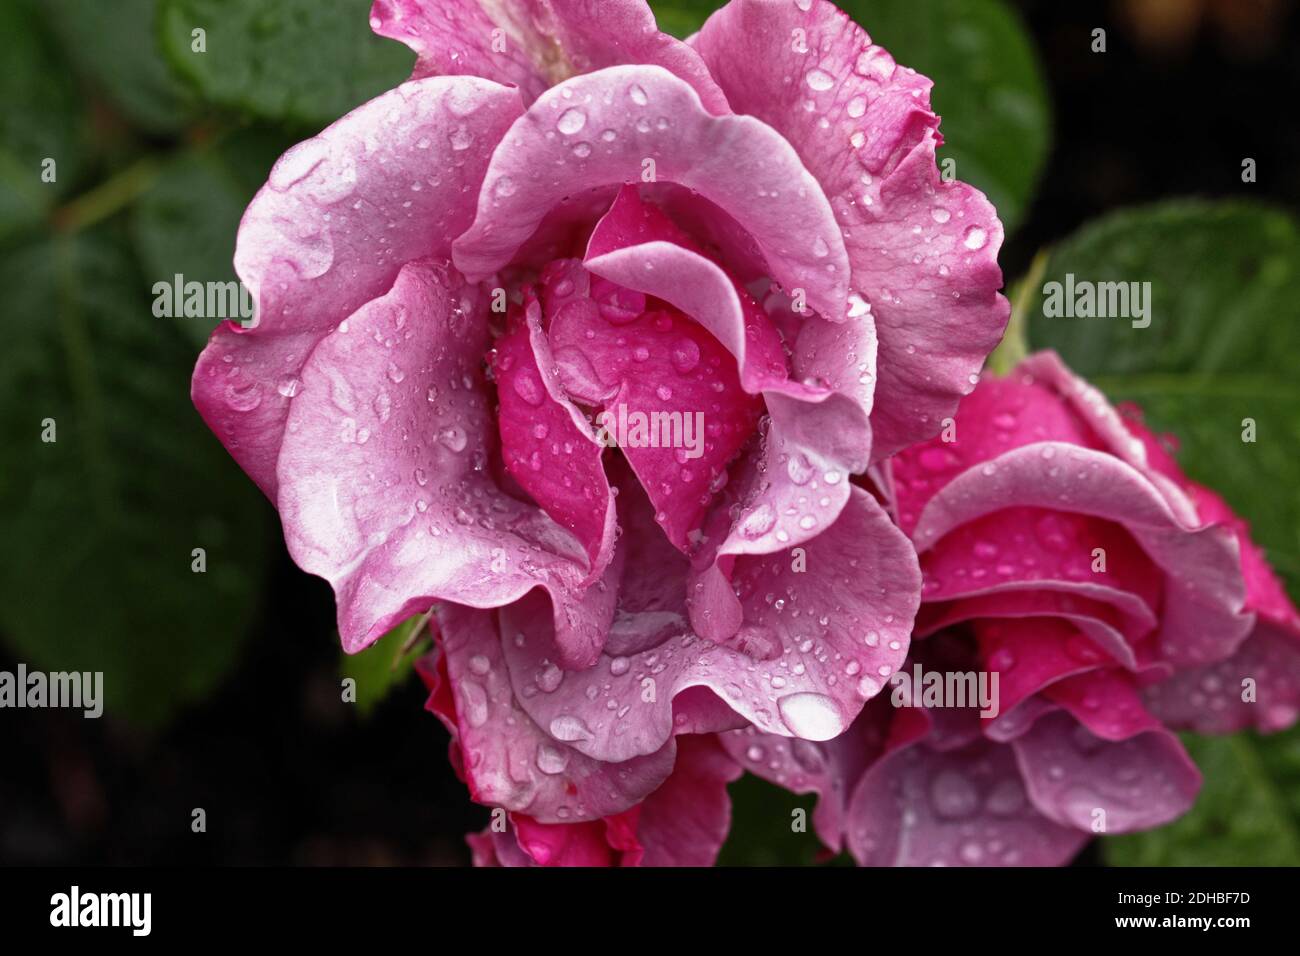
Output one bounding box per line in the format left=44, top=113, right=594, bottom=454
left=2, top=0, right=1297, bottom=866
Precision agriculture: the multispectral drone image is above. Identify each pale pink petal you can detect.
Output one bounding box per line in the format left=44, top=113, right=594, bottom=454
left=846, top=723, right=1088, bottom=866
left=1020, top=352, right=1201, bottom=526
left=721, top=711, right=886, bottom=854
left=466, top=734, right=737, bottom=867
left=453, top=65, right=850, bottom=323
left=370, top=0, right=729, bottom=113
left=275, top=259, right=614, bottom=665
left=1012, top=710, right=1201, bottom=834
left=193, top=76, right=522, bottom=499
left=693, top=0, right=1009, bottom=459
left=1144, top=619, right=1300, bottom=733
left=421, top=604, right=675, bottom=822
left=499, top=486, right=918, bottom=763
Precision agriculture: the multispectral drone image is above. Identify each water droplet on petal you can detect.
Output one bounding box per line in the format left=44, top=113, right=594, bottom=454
left=549, top=714, right=593, bottom=742
left=963, top=225, right=988, bottom=250
left=557, top=108, right=587, bottom=135
left=777, top=692, right=843, bottom=740
left=805, top=68, right=835, bottom=92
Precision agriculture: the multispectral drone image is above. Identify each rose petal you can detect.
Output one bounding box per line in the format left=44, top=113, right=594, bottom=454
left=466, top=733, right=737, bottom=867
left=911, top=442, right=1251, bottom=666
left=721, top=710, right=886, bottom=853
left=919, top=507, right=1164, bottom=631
left=1145, top=619, right=1300, bottom=734
left=971, top=618, right=1111, bottom=734
left=1020, top=352, right=1201, bottom=525
left=421, top=603, right=676, bottom=822
left=541, top=256, right=763, bottom=552
left=846, top=715, right=1088, bottom=866
left=921, top=590, right=1145, bottom=672
left=369, top=0, right=729, bottom=114
left=1012, top=709, right=1201, bottom=834
left=499, top=485, right=918, bottom=763
left=276, top=259, right=614, bottom=665
left=890, top=372, right=1106, bottom=535
left=1043, top=668, right=1163, bottom=741
left=636, top=734, right=742, bottom=866
left=493, top=291, right=616, bottom=581
left=453, top=65, right=850, bottom=322
left=193, top=76, right=522, bottom=498
left=693, top=0, right=1009, bottom=459
left=579, top=188, right=878, bottom=635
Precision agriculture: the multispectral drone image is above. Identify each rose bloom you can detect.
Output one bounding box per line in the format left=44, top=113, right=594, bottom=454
left=191, top=0, right=1015, bottom=866
left=727, top=352, right=1300, bottom=866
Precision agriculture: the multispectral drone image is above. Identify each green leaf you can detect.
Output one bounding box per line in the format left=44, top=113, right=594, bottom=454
left=718, top=775, right=845, bottom=866
left=43, top=0, right=198, bottom=135
left=0, top=0, right=92, bottom=241
left=131, top=127, right=296, bottom=349
left=339, top=614, right=432, bottom=717
left=842, top=0, right=1050, bottom=232
left=157, top=0, right=413, bottom=128
left=648, top=0, right=717, bottom=38
left=1025, top=201, right=1300, bottom=594
left=0, top=226, right=273, bottom=726
left=1106, top=730, right=1300, bottom=865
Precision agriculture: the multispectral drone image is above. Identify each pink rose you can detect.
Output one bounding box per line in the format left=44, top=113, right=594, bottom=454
left=726, top=351, right=1300, bottom=865
left=192, top=0, right=1010, bottom=859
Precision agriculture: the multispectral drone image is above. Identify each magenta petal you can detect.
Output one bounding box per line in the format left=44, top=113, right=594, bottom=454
left=453, top=65, right=849, bottom=321
left=581, top=188, right=876, bottom=567
left=1192, top=484, right=1300, bottom=632
left=692, top=0, right=1010, bottom=459
left=275, top=259, right=613, bottom=664
left=369, top=0, right=729, bottom=113
left=193, top=75, right=523, bottom=499
left=636, top=734, right=742, bottom=866
left=542, top=262, right=763, bottom=551
left=493, top=294, right=616, bottom=581
left=919, top=507, right=1164, bottom=634
left=500, top=487, right=917, bottom=763
left=1044, top=668, right=1162, bottom=741
left=924, top=590, right=1143, bottom=672
left=972, top=618, right=1108, bottom=734
left=889, top=372, right=1105, bottom=535
left=1012, top=710, right=1201, bottom=834
left=425, top=604, right=676, bottom=822
left=846, top=730, right=1088, bottom=866
left=1020, top=352, right=1204, bottom=526
left=911, top=442, right=1251, bottom=667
